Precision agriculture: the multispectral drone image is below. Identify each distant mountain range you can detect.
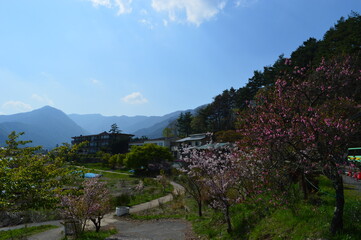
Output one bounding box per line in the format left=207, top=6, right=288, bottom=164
left=0, top=106, right=88, bottom=149
left=68, top=106, right=201, bottom=139
left=0, top=105, right=202, bottom=149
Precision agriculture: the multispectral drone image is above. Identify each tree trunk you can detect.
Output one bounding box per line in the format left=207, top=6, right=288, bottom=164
left=197, top=200, right=202, bottom=217
left=301, top=173, right=308, bottom=200
left=330, top=174, right=344, bottom=235
left=225, top=205, right=232, bottom=233
left=90, top=217, right=102, bottom=232
left=81, top=219, right=87, bottom=233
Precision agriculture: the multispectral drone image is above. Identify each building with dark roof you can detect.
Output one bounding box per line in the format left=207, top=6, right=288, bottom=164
left=72, top=131, right=134, bottom=154
left=171, top=133, right=210, bottom=159
left=174, top=133, right=210, bottom=148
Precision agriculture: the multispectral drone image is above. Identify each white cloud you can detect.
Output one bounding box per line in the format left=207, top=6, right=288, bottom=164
left=234, top=0, right=258, bottom=8
left=86, top=0, right=132, bottom=15
left=139, top=19, right=155, bottom=29
left=151, top=0, right=227, bottom=26
left=114, top=0, right=133, bottom=15
left=2, top=101, right=33, bottom=114
left=85, top=0, right=257, bottom=26
left=31, top=94, right=55, bottom=106
left=122, top=92, right=148, bottom=104
left=88, top=0, right=112, bottom=8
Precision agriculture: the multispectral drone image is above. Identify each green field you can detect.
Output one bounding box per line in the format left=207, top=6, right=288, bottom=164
left=0, top=225, right=58, bottom=240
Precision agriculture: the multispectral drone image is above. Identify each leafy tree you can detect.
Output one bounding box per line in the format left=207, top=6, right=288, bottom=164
left=125, top=144, right=173, bottom=171
left=96, top=151, right=111, bottom=166
left=48, top=142, right=84, bottom=164
left=108, top=153, right=125, bottom=169
left=167, top=120, right=180, bottom=137
left=162, top=127, right=174, bottom=138
left=165, top=120, right=179, bottom=138
left=0, top=132, right=71, bottom=212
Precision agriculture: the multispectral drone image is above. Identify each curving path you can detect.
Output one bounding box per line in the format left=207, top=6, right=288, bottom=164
left=0, top=179, right=186, bottom=240
left=129, top=181, right=185, bottom=214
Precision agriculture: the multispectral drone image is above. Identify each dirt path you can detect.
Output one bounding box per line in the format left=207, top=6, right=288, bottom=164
left=99, top=181, right=198, bottom=240
left=0, top=181, right=188, bottom=240
left=104, top=218, right=198, bottom=240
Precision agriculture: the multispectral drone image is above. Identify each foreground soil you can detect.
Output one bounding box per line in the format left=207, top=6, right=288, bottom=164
left=104, top=218, right=200, bottom=240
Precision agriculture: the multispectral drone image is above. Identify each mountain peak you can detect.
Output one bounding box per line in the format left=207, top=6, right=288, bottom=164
left=0, top=106, right=88, bottom=149
left=37, top=105, right=60, bottom=111
left=30, top=105, right=66, bottom=115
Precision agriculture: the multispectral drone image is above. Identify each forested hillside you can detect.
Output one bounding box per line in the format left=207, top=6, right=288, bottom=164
left=171, top=12, right=361, bottom=139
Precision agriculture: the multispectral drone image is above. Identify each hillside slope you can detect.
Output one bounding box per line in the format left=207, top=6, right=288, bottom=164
left=68, top=108, right=202, bottom=138
left=0, top=106, right=88, bottom=149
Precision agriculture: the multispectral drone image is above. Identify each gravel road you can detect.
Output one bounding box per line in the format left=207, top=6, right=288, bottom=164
left=105, top=218, right=199, bottom=240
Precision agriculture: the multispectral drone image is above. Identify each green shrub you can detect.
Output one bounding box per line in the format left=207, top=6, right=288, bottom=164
left=143, top=178, right=158, bottom=186
left=111, top=194, right=131, bottom=206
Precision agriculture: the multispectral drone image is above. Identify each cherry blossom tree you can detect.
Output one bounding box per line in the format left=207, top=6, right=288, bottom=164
left=238, top=56, right=360, bottom=234
left=177, top=172, right=207, bottom=217
left=180, top=144, right=253, bottom=233
left=59, top=178, right=111, bottom=233
left=59, top=192, right=87, bottom=234
left=83, top=178, right=111, bottom=232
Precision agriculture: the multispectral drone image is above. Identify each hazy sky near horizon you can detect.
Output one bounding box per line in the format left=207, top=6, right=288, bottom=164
left=0, top=0, right=360, bottom=116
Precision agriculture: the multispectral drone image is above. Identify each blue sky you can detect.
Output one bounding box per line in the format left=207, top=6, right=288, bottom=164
left=0, top=0, right=360, bottom=116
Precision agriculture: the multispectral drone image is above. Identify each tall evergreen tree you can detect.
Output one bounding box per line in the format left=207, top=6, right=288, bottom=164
left=177, top=112, right=193, bottom=137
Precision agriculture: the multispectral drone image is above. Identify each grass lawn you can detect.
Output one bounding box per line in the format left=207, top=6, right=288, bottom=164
left=249, top=176, right=361, bottom=240
left=130, top=176, right=361, bottom=240
left=127, top=178, right=174, bottom=206
left=89, top=169, right=132, bottom=179
left=74, top=164, right=174, bottom=208
left=0, top=225, right=58, bottom=240
left=76, top=163, right=131, bottom=174
left=63, top=229, right=117, bottom=240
